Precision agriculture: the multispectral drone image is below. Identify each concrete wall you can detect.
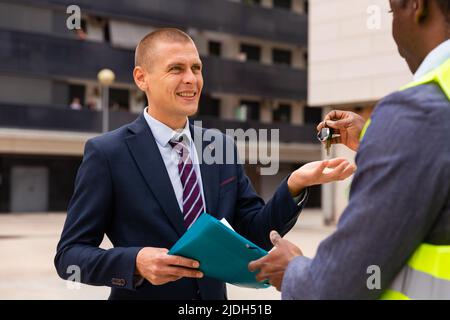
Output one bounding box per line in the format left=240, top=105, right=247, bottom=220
left=0, top=2, right=53, bottom=34
left=308, top=0, right=412, bottom=107
left=198, top=30, right=306, bottom=69
left=309, top=0, right=417, bottom=224
left=0, top=76, right=53, bottom=105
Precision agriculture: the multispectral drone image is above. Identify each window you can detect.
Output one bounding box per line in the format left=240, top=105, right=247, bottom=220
left=208, top=41, right=222, bottom=57
left=73, top=18, right=87, bottom=40
left=273, top=0, right=292, bottom=10
left=68, top=84, right=86, bottom=109
left=272, top=48, right=292, bottom=66
left=109, top=88, right=129, bottom=111
left=242, top=0, right=261, bottom=6
left=199, top=94, right=220, bottom=117
left=237, top=100, right=260, bottom=121
left=304, top=106, right=322, bottom=124
left=103, top=20, right=110, bottom=43
left=273, top=104, right=291, bottom=123
left=240, top=44, right=261, bottom=62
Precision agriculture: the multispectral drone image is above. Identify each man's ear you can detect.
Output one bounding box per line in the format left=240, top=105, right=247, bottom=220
left=414, top=0, right=428, bottom=23
left=133, top=66, right=148, bottom=92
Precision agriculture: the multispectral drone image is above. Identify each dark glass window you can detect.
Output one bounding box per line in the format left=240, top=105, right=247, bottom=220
left=68, top=84, right=85, bottom=107
left=103, top=21, right=110, bottom=42
left=109, top=88, right=129, bottom=111
left=273, top=0, right=292, bottom=10
left=240, top=44, right=261, bottom=62
left=304, top=106, right=322, bottom=124
left=242, top=0, right=262, bottom=6
left=0, top=154, right=82, bottom=213
left=80, top=18, right=87, bottom=33
left=273, top=104, right=291, bottom=123
left=199, top=94, right=220, bottom=117
left=208, top=41, right=222, bottom=57
left=272, top=48, right=292, bottom=66
left=240, top=100, right=260, bottom=121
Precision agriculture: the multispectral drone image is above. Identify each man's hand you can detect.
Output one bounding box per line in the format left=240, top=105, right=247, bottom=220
left=135, top=247, right=203, bottom=286
left=287, top=158, right=356, bottom=196
left=248, top=231, right=302, bottom=291
left=317, top=110, right=366, bottom=152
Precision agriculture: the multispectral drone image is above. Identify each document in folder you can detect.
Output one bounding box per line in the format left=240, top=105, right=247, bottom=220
left=169, top=213, right=270, bottom=289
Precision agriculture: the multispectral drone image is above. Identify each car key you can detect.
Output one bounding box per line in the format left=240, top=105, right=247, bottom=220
left=317, top=127, right=334, bottom=156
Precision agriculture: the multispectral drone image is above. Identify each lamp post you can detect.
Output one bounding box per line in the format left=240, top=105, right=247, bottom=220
left=97, top=69, right=115, bottom=133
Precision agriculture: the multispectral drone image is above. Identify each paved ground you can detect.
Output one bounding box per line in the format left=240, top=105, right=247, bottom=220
left=0, top=210, right=335, bottom=300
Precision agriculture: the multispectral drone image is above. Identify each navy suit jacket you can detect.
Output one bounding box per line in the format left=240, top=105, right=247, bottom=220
left=55, top=114, right=304, bottom=300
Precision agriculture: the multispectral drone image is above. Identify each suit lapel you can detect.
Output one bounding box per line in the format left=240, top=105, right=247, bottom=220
left=126, top=115, right=185, bottom=236
left=191, top=124, right=220, bottom=217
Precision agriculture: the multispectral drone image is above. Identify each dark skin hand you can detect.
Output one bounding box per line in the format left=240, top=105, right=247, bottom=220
left=316, top=110, right=366, bottom=152
left=248, top=231, right=303, bottom=291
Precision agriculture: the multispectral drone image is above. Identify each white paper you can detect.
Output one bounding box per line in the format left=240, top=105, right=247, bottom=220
left=220, top=218, right=235, bottom=231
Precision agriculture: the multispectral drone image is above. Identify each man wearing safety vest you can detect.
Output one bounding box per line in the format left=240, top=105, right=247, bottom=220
left=249, top=0, right=450, bottom=299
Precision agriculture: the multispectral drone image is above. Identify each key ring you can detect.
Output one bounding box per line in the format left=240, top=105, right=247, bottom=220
left=317, top=127, right=333, bottom=142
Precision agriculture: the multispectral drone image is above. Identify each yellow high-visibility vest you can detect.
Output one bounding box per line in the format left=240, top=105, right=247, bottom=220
left=360, top=58, right=450, bottom=300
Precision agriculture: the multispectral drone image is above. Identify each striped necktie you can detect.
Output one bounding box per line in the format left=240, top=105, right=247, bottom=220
left=169, top=138, right=205, bottom=229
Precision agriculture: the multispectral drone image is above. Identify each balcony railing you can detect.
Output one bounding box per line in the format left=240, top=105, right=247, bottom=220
left=0, top=29, right=307, bottom=101
left=6, top=0, right=307, bottom=45
left=0, top=104, right=319, bottom=144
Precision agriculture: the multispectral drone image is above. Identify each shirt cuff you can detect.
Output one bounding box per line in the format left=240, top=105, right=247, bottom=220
left=293, top=188, right=308, bottom=207
left=133, top=275, right=145, bottom=288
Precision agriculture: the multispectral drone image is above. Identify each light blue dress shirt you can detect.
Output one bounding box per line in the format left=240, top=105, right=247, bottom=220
left=143, top=107, right=206, bottom=213
left=414, top=39, right=450, bottom=80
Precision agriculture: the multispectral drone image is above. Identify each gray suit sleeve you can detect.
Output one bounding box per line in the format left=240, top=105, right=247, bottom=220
left=281, top=90, right=449, bottom=299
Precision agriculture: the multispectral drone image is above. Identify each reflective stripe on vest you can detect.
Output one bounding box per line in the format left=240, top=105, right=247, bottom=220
left=380, top=244, right=450, bottom=300
left=359, top=57, right=450, bottom=300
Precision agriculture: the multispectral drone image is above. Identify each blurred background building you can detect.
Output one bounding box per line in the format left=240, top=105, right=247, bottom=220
left=0, top=0, right=421, bottom=300
left=0, top=0, right=414, bottom=223
left=0, top=0, right=325, bottom=214
left=309, top=0, right=411, bottom=223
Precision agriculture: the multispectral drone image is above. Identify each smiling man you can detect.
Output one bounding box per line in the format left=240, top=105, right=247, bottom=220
left=54, top=28, right=355, bottom=300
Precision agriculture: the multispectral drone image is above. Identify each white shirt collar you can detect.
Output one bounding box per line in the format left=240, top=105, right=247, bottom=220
left=414, top=39, right=450, bottom=80
left=143, top=107, right=192, bottom=147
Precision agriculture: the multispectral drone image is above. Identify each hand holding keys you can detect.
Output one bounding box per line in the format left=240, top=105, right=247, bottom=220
left=317, top=126, right=339, bottom=156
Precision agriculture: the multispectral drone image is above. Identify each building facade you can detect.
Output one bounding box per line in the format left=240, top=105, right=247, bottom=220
left=0, top=0, right=322, bottom=213
left=309, top=0, right=412, bottom=223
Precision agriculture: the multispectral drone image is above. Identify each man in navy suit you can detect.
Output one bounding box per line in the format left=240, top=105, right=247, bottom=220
left=54, top=28, right=355, bottom=300
left=249, top=0, right=450, bottom=299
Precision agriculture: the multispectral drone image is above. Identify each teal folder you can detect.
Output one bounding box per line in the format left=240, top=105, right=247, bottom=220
left=169, top=213, right=270, bottom=289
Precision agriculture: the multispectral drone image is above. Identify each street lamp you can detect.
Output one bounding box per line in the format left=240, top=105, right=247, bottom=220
left=97, top=68, right=115, bottom=133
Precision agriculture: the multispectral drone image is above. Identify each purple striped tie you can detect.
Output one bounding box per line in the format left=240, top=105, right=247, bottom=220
left=169, top=139, right=205, bottom=229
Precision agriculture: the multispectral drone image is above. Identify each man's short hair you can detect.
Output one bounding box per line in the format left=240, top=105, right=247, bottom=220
left=134, top=28, right=194, bottom=68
